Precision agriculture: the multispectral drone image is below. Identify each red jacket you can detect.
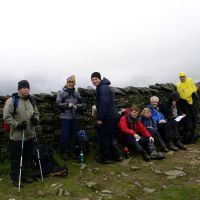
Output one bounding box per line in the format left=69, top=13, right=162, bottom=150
left=118, top=115, right=151, bottom=138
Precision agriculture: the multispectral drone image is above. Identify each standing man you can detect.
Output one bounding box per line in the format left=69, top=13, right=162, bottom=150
left=176, top=72, right=199, bottom=143
left=91, top=72, right=122, bottom=164
left=3, top=80, right=39, bottom=187
left=56, top=75, right=82, bottom=160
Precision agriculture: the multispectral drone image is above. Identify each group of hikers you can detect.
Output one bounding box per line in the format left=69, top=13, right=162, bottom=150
left=2, top=71, right=199, bottom=188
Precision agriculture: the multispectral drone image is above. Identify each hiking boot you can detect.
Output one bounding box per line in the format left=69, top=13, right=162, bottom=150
left=95, top=156, right=114, bottom=164
left=113, top=155, right=123, bottom=162
left=142, top=153, right=151, bottom=162
left=175, top=140, right=187, bottom=150
left=22, top=176, right=33, bottom=183
left=103, top=160, right=114, bottom=164
left=161, top=147, right=169, bottom=152
left=167, top=142, right=178, bottom=151
left=150, top=151, right=165, bottom=160
left=12, top=180, right=23, bottom=187
left=61, top=153, right=69, bottom=160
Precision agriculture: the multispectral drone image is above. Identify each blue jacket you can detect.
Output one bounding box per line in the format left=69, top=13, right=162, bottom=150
left=140, top=115, right=157, bottom=130
left=146, top=104, right=166, bottom=124
left=96, top=78, right=118, bottom=121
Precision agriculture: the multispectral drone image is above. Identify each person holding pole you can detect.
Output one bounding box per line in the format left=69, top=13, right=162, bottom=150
left=3, top=80, right=39, bottom=188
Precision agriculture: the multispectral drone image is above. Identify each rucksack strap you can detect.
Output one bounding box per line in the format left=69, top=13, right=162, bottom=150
left=11, top=93, right=36, bottom=115
left=12, top=94, right=19, bottom=115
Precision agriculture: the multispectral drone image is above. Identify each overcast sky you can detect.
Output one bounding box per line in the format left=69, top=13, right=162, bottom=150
left=0, top=0, right=200, bottom=95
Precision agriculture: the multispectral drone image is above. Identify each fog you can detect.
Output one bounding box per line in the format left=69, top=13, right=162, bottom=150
left=0, top=0, right=200, bottom=95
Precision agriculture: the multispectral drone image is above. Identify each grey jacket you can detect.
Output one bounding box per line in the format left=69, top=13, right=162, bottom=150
left=3, top=93, right=39, bottom=141
left=56, top=87, right=82, bottom=119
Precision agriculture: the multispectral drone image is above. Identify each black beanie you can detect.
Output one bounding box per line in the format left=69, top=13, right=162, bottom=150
left=91, top=72, right=101, bottom=80
left=18, top=80, right=30, bottom=90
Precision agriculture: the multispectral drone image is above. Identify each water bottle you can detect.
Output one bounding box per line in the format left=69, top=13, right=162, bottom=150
left=123, top=147, right=130, bottom=159
left=79, top=150, right=85, bottom=164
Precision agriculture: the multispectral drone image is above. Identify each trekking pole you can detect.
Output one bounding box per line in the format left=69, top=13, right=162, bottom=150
left=18, top=130, right=25, bottom=193
left=34, top=126, right=44, bottom=187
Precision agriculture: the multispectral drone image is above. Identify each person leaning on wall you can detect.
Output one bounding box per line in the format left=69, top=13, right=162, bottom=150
left=147, top=96, right=185, bottom=151
left=56, top=75, right=82, bottom=160
left=91, top=72, right=123, bottom=164
left=3, top=80, right=39, bottom=187
left=176, top=72, right=200, bottom=143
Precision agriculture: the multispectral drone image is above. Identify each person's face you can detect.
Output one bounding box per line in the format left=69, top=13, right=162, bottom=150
left=130, top=110, right=139, bottom=118
left=172, top=100, right=177, bottom=107
left=143, top=111, right=151, bottom=118
left=151, top=100, right=158, bottom=108
left=91, top=77, right=101, bottom=87
left=179, top=76, right=186, bottom=82
left=18, top=87, right=30, bottom=97
left=66, top=81, right=75, bottom=89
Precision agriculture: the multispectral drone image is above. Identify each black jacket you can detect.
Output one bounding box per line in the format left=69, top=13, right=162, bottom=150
left=96, top=78, right=118, bottom=121
left=160, top=92, right=182, bottom=120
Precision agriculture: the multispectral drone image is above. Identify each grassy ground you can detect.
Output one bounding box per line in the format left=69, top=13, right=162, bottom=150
left=0, top=142, right=200, bottom=200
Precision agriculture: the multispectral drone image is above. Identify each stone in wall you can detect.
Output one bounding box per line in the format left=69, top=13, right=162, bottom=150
left=0, top=83, right=200, bottom=159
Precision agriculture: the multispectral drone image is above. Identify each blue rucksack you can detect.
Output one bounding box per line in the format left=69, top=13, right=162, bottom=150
left=73, top=130, right=90, bottom=157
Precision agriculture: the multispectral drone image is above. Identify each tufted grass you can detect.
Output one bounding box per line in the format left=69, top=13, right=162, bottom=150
left=0, top=141, right=200, bottom=200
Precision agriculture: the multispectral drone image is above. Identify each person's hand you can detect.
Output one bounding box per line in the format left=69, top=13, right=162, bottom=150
left=97, top=120, right=102, bottom=125
left=69, top=103, right=73, bottom=108
left=30, top=115, right=39, bottom=126
left=72, top=104, right=77, bottom=110
left=149, top=136, right=154, bottom=143
left=69, top=103, right=77, bottom=109
left=134, top=134, right=140, bottom=140
left=17, top=121, right=27, bottom=130
left=159, top=119, right=166, bottom=124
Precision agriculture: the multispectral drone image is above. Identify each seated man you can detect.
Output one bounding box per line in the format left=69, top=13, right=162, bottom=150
left=118, top=105, right=165, bottom=161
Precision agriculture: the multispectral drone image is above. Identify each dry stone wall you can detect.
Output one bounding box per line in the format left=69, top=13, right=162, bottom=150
left=0, top=83, right=200, bottom=158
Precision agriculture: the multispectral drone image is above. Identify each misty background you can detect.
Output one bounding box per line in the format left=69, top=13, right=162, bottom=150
left=0, top=0, right=200, bottom=95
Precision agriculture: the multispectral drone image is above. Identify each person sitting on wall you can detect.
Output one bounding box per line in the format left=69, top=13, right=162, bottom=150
left=118, top=105, right=165, bottom=161
left=147, top=96, right=186, bottom=151
left=140, top=108, right=169, bottom=152
left=176, top=72, right=200, bottom=143
left=56, top=75, right=82, bottom=160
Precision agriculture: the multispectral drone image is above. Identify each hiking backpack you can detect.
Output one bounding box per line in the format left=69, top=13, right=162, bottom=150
left=3, top=93, right=35, bottom=132
left=73, top=130, right=90, bottom=158
left=31, top=144, right=68, bottom=177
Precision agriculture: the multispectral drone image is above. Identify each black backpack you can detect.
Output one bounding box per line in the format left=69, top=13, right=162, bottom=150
left=31, top=144, right=68, bottom=177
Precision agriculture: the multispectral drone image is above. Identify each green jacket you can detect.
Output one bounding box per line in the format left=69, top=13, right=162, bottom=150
left=3, top=93, right=39, bottom=141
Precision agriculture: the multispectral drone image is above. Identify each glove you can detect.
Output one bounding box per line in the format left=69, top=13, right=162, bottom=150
left=30, top=115, right=39, bottom=126
left=69, top=103, right=74, bottom=108
left=18, top=121, right=27, bottom=130
left=69, top=103, right=77, bottom=110
left=72, top=104, right=77, bottom=110
left=149, top=136, right=154, bottom=143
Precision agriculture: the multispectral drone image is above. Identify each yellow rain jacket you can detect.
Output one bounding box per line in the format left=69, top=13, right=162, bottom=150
left=176, top=78, right=197, bottom=105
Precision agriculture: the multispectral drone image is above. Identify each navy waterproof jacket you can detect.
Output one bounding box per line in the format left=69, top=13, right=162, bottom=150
left=96, top=78, right=118, bottom=121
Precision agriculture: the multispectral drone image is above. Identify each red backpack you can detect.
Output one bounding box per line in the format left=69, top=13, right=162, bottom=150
left=3, top=96, right=11, bottom=132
